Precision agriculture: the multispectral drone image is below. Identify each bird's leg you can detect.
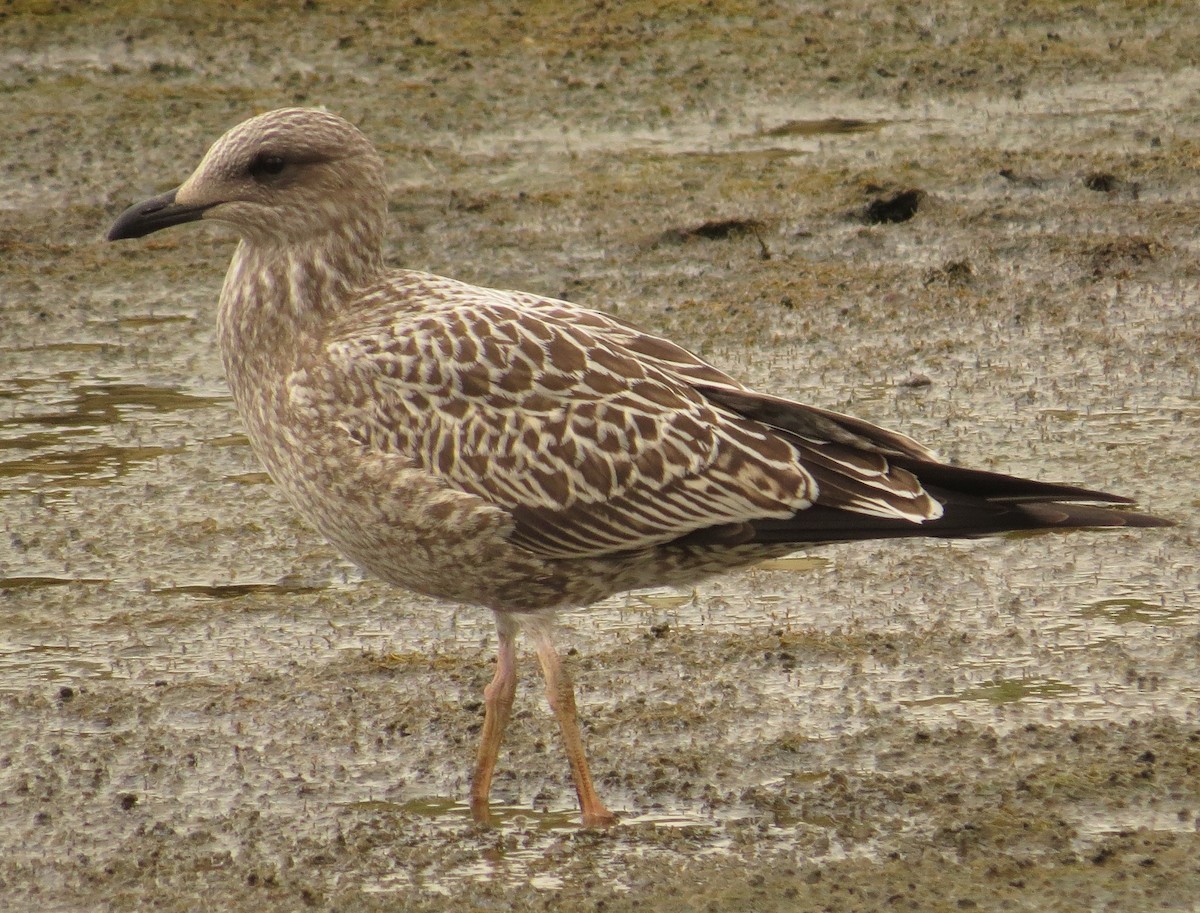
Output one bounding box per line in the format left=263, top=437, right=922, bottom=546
left=469, top=617, right=518, bottom=825
left=532, top=629, right=616, bottom=827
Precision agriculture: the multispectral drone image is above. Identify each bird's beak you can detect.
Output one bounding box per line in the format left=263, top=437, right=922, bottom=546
left=106, top=187, right=214, bottom=241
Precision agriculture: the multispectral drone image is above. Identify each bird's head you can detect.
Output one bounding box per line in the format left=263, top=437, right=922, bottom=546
left=107, top=107, right=387, bottom=247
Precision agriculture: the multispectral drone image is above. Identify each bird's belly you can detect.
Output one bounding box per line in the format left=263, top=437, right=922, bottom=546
left=247, top=421, right=576, bottom=610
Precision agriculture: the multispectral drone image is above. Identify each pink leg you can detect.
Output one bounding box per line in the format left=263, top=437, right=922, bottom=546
left=469, top=618, right=518, bottom=825
left=532, top=629, right=616, bottom=827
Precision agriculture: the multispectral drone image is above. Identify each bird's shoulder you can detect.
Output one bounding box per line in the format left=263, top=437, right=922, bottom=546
left=325, top=269, right=740, bottom=393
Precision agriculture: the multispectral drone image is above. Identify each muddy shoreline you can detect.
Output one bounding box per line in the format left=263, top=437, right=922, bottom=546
left=2, top=3, right=1198, bottom=911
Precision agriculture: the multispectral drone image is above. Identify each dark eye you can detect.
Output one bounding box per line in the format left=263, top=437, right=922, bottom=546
left=248, top=153, right=287, bottom=180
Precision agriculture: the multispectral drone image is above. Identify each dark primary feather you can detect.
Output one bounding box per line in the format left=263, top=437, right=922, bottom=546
left=693, top=387, right=1170, bottom=544
left=739, top=492, right=1171, bottom=546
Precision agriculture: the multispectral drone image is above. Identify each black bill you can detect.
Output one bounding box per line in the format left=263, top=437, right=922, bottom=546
left=107, top=188, right=213, bottom=241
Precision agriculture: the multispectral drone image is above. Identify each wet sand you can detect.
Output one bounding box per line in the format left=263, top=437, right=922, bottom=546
left=1, top=2, right=1198, bottom=911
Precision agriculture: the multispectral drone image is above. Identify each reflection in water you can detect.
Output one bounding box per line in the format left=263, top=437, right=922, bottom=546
left=0, top=375, right=224, bottom=494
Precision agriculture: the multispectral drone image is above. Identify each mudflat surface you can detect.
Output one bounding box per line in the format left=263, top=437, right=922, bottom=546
left=1, top=3, right=1198, bottom=911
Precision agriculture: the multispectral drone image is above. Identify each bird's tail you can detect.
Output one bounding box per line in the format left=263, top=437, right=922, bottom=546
left=745, top=458, right=1171, bottom=544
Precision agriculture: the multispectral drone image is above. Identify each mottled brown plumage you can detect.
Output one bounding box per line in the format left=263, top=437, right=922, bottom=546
left=108, top=108, right=1170, bottom=826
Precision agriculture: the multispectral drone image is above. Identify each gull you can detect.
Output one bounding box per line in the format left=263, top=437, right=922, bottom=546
left=107, top=108, right=1170, bottom=826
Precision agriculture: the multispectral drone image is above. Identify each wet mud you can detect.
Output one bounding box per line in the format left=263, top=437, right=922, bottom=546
left=1, top=2, right=1198, bottom=911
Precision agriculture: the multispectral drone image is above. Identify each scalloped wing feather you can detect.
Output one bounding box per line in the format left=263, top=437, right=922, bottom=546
left=312, top=271, right=942, bottom=558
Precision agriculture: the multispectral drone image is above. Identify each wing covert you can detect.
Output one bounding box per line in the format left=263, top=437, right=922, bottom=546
left=313, top=275, right=817, bottom=557
left=308, top=271, right=941, bottom=559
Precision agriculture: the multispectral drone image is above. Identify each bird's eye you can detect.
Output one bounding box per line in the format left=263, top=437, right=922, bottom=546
left=248, top=154, right=287, bottom=180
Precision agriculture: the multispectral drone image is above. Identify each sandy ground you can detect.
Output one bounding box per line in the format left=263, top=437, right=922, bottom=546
left=1, top=2, right=1198, bottom=911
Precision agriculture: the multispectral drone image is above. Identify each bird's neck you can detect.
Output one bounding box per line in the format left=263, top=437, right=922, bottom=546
left=215, top=223, right=384, bottom=423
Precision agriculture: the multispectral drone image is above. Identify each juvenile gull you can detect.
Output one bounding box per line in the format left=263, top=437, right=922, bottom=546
left=108, top=108, right=1170, bottom=826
